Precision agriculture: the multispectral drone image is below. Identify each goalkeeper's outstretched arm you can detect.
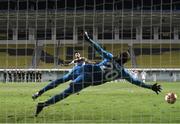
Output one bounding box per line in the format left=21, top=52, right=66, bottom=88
left=84, top=32, right=113, bottom=60
left=122, top=68, right=162, bottom=94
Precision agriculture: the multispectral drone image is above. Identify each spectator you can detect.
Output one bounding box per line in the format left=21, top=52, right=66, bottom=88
left=8, top=71, right=12, bottom=82
left=141, top=71, right=147, bottom=83
left=3, top=71, right=7, bottom=83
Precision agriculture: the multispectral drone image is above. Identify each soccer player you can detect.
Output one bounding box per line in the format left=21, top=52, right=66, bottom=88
left=63, top=51, right=95, bottom=95
left=64, top=51, right=95, bottom=66
left=32, top=32, right=162, bottom=117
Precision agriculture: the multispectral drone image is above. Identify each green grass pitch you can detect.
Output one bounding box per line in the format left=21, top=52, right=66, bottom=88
left=0, top=82, right=180, bottom=123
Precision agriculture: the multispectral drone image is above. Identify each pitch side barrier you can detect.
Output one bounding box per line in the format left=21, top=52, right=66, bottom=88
left=0, top=68, right=180, bottom=82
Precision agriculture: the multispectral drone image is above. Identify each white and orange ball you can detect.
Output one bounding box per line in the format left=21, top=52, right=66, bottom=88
left=165, top=92, right=177, bottom=104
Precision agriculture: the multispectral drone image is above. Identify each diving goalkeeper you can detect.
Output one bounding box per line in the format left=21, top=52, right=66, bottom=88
left=32, top=32, right=162, bottom=117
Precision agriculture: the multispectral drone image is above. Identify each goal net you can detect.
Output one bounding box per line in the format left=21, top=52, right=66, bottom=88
left=0, top=0, right=180, bottom=123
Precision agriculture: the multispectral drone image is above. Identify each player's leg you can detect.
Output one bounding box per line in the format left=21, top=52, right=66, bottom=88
left=35, top=85, right=74, bottom=117
left=32, top=73, right=72, bottom=100
left=35, top=75, right=90, bottom=116
left=84, top=32, right=113, bottom=59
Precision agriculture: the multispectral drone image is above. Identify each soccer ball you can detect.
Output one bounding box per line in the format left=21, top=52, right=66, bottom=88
left=165, top=92, right=177, bottom=104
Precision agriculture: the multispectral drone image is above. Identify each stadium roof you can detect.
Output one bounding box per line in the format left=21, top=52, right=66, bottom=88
left=0, top=0, right=180, bottom=11
left=0, top=0, right=180, bottom=29
left=0, top=11, right=179, bottom=29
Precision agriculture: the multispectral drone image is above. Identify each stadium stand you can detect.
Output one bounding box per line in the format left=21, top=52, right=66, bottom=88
left=0, top=45, right=34, bottom=68
left=125, top=44, right=180, bottom=68
left=0, top=43, right=179, bottom=68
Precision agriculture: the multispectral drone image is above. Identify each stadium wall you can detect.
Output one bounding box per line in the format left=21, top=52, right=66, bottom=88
left=0, top=68, right=180, bottom=82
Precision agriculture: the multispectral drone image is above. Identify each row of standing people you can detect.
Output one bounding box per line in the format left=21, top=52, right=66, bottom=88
left=3, top=71, right=42, bottom=82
